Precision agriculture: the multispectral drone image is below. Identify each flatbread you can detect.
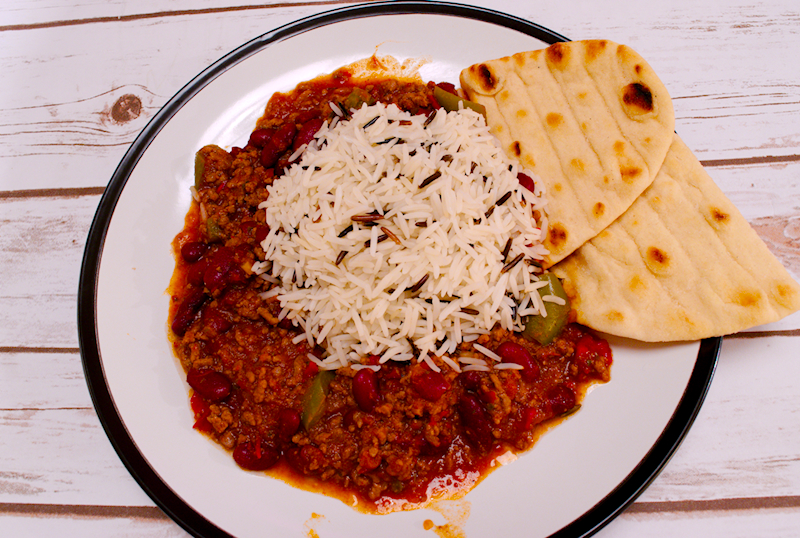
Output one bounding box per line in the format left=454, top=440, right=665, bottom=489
left=552, top=134, right=800, bottom=341
left=460, top=40, right=675, bottom=267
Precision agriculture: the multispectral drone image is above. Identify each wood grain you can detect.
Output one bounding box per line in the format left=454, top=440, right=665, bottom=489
left=3, top=0, right=800, bottom=536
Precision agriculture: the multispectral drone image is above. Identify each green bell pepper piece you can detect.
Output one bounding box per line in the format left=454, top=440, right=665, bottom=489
left=433, top=86, right=486, bottom=117
left=194, top=151, right=205, bottom=189
left=301, top=370, right=335, bottom=430
left=523, top=273, right=571, bottom=345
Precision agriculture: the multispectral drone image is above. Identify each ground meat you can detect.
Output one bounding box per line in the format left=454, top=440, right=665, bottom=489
left=168, top=72, right=612, bottom=512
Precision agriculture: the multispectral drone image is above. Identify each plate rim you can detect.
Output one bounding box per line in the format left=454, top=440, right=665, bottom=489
left=77, top=2, right=721, bottom=537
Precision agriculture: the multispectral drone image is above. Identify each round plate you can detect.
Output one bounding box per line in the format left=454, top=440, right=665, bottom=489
left=78, top=2, right=720, bottom=537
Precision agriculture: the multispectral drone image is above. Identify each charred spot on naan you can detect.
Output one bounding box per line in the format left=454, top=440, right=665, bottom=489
left=510, top=141, right=522, bottom=157
left=547, top=223, right=569, bottom=251
left=467, top=63, right=502, bottom=94
left=546, top=112, right=564, bottom=128
left=621, top=82, right=656, bottom=118
left=584, top=40, right=609, bottom=62
left=704, top=205, right=731, bottom=230
left=593, top=202, right=605, bottom=218
left=645, top=246, right=672, bottom=275
left=545, top=42, right=571, bottom=70
left=732, top=289, right=762, bottom=308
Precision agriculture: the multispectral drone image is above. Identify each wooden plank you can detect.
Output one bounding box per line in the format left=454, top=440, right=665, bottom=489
left=0, top=194, right=98, bottom=348
left=639, top=335, right=800, bottom=502
left=1, top=1, right=798, bottom=190
left=0, top=0, right=350, bottom=28
left=0, top=351, right=89, bottom=410
left=0, top=510, right=189, bottom=538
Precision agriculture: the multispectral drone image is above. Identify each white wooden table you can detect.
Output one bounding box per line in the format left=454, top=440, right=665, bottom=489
left=3, top=0, right=799, bottom=536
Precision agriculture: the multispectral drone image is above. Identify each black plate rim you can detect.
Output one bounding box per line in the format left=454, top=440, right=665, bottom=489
left=77, top=2, right=721, bottom=537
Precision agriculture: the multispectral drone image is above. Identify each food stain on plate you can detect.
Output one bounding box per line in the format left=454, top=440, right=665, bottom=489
left=423, top=498, right=471, bottom=538
left=303, top=512, right=327, bottom=538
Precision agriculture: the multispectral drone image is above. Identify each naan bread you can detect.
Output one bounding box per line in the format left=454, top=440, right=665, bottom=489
left=460, top=40, right=675, bottom=267
left=552, top=135, right=800, bottom=341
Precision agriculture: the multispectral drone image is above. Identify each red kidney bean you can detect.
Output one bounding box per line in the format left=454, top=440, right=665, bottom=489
left=186, top=368, right=232, bottom=402
left=412, top=370, right=449, bottom=401
left=248, top=128, right=272, bottom=148
left=260, top=143, right=281, bottom=168
left=201, top=306, right=232, bottom=334
left=171, top=288, right=208, bottom=336
left=203, top=247, right=236, bottom=293
left=517, top=172, right=536, bottom=193
left=546, top=385, right=576, bottom=416
left=229, top=146, right=242, bottom=157
left=458, top=370, right=482, bottom=391
left=271, top=122, right=297, bottom=152
left=352, top=369, right=379, bottom=412
left=180, top=241, right=208, bottom=263
left=458, top=393, right=494, bottom=452
left=233, top=440, right=280, bottom=471
left=276, top=407, right=301, bottom=442
left=496, top=341, right=540, bottom=382
left=255, top=225, right=270, bottom=243
left=293, top=118, right=324, bottom=151
left=185, top=259, right=207, bottom=287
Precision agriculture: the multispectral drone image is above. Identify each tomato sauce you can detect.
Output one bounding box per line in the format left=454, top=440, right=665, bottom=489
left=168, top=70, right=612, bottom=513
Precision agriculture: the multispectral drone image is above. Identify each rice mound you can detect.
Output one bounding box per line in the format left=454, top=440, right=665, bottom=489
left=254, top=102, right=550, bottom=371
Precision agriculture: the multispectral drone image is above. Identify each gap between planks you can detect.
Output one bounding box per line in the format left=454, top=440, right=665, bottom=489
left=3, top=495, right=800, bottom=520
left=0, top=0, right=365, bottom=32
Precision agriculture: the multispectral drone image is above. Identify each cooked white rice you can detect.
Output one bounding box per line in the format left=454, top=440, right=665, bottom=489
left=255, top=101, right=549, bottom=370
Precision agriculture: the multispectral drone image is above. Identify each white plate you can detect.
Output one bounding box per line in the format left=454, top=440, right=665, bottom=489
left=78, top=2, right=720, bottom=537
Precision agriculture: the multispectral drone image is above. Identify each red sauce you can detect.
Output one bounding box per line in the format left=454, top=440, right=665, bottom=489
left=168, top=71, right=612, bottom=513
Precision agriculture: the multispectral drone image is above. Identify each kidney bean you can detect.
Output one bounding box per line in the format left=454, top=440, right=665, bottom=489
left=458, top=370, right=482, bottom=392
left=201, top=306, right=232, bottom=334
left=293, top=118, right=324, bottom=151
left=185, top=258, right=207, bottom=287
left=180, top=241, right=208, bottom=263
left=233, top=440, right=280, bottom=471
left=517, top=172, right=536, bottom=193
left=574, top=334, right=613, bottom=381
left=271, top=122, right=297, bottom=152
left=203, top=247, right=236, bottom=293
left=458, top=393, right=494, bottom=453
left=276, top=407, right=301, bottom=442
left=496, top=341, right=540, bottom=382
left=260, top=143, right=281, bottom=168
left=229, top=146, right=242, bottom=157
left=248, top=128, right=273, bottom=148
left=412, top=371, right=449, bottom=401
left=171, top=288, right=208, bottom=336
left=546, top=385, right=576, bottom=416
left=186, top=368, right=232, bottom=402
left=352, top=369, right=380, bottom=412
left=255, top=224, right=270, bottom=243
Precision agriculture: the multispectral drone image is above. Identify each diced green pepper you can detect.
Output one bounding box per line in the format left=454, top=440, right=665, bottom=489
left=194, top=151, right=205, bottom=189
left=206, top=217, right=223, bottom=242
left=301, top=370, right=335, bottom=430
left=433, top=86, right=486, bottom=117
left=523, top=273, right=571, bottom=345
left=343, top=88, right=374, bottom=112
